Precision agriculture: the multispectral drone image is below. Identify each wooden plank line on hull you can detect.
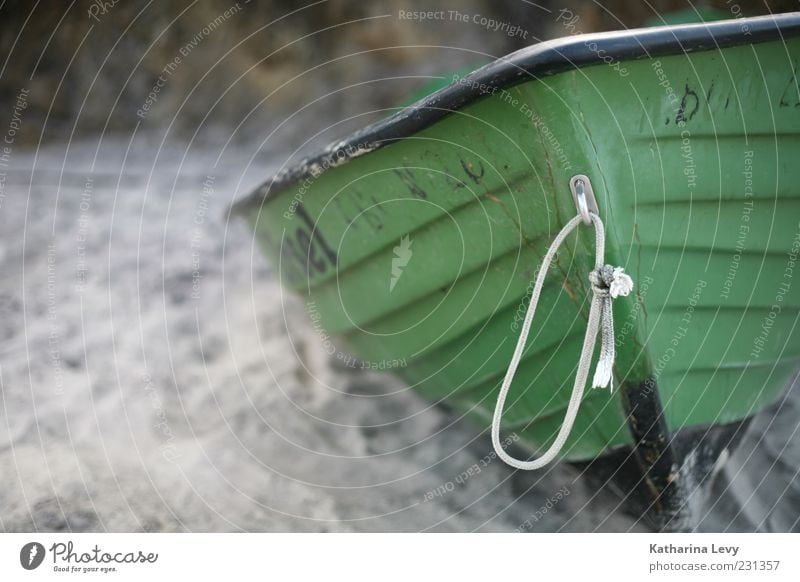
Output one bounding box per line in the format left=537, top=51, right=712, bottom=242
left=637, top=243, right=800, bottom=256
left=279, top=167, right=544, bottom=294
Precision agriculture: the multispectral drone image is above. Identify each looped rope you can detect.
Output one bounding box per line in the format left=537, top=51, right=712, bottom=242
left=490, top=212, right=633, bottom=471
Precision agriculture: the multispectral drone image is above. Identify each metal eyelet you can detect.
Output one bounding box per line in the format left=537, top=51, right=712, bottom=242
left=569, top=174, right=599, bottom=225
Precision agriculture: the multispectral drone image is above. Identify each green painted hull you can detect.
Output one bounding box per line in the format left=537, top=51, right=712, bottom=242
left=235, top=18, right=800, bottom=472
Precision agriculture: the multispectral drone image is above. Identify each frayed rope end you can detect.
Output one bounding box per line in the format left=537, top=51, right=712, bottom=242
left=609, top=267, right=634, bottom=298
left=592, top=357, right=614, bottom=390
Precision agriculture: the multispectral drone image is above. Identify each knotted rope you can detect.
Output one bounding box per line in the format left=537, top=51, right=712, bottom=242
left=490, top=212, right=633, bottom=470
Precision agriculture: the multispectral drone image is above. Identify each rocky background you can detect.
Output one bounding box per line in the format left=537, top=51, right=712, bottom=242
left=2, top=0, right=796, bottom=144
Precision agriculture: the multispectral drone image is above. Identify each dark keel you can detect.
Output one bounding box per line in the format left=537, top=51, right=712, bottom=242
left=574, top=376, right=752, bottom=531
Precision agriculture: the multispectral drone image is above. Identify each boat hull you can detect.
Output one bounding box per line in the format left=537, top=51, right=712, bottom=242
left=234, top=14, right=800, bottom=527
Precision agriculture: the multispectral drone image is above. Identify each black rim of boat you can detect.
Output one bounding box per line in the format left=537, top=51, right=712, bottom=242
left=232, top=12, right=800, bottom=213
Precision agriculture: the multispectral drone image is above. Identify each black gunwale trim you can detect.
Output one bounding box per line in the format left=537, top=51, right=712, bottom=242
left=232, top=12, right=800, bottom=214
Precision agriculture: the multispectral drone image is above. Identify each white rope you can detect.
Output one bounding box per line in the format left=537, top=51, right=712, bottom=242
left=490, top=212, right=633, bottom=471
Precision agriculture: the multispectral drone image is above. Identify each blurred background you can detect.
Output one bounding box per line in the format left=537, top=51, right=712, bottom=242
left=1, top=0, right=799, bottom=532
left=3, top=0, right=798, bottom=145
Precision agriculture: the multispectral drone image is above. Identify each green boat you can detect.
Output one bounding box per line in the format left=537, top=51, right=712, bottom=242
left=233, top=13, right=800, bottom=530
